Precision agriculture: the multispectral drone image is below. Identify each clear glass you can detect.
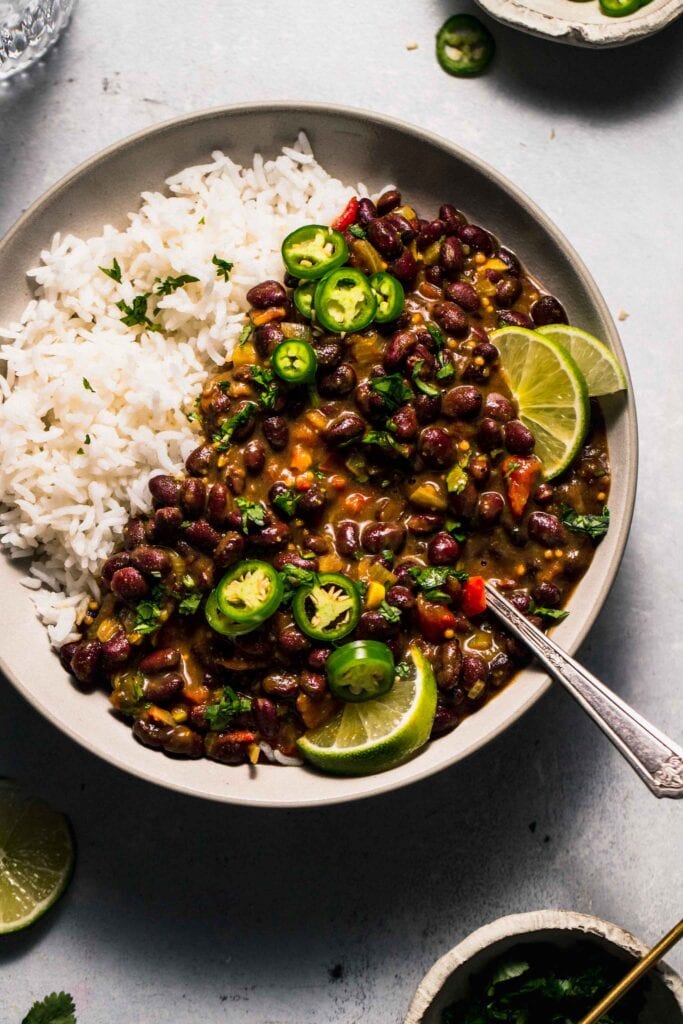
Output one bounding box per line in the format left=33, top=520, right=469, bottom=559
left=0, top=0, right=76, bottom=79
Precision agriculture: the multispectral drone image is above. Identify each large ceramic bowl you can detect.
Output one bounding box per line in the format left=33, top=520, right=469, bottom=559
left=0, top=103, right=637, bottom=807
left=405, top=910, right=683, bottom=1022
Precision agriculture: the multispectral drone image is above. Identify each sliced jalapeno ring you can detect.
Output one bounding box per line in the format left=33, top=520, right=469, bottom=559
left=326, top=640, right=396, bottom=703
left=214, top=559, right=283, bottom=629
left=369, top=271, right=405, bottom=324
left=292, top=572, right=361, bottom=642
left=205, top=592, right=256, bottom=637
left=599, top=0, right=641, bottom=14
left=436, top=14, right=495, bottom=77
left=282, top=224, right=349, bottom=281
left=272, top=339, right=318, bottom=384
left=314, top=268, right=377, bottom=335
left=293, top=281, right=316, bottom=319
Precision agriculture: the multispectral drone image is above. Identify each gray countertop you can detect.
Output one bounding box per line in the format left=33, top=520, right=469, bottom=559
left=1, top=1, right=682, bottom=1021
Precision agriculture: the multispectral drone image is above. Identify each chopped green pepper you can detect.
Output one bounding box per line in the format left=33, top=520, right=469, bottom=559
left=436, top=14, right=495, bottom=77
left=369, top=271, right=405, bottom=323
left=326, top=640, right=396, bottom=703
left=281, top=224, right=348, bottom=281
left=292, top=572, right=361, bottom=641
left=272, top=339, right=318, bottom=384
left=314, top=267, right=377, bottom=334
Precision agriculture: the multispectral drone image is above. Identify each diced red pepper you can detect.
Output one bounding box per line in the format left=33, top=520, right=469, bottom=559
left=460, top=575, right=486, bottom=618
left=416, top=594, right=458, bottom=641
left=503, top=455, right=542, bottom=519
left=332, top=196, right=359, bottom=232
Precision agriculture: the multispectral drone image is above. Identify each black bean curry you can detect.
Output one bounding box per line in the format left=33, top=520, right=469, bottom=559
left=61, top=189, right=611, bottom=771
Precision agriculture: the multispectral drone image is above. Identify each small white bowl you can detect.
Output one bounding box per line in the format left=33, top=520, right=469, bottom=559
left=475, top=0, right=683, bottom=47
left=405, top=910, right=683, bottom=1023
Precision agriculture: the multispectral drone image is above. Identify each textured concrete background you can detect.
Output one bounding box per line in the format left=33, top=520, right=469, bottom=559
left=1, top=1, right=682, bottom=1021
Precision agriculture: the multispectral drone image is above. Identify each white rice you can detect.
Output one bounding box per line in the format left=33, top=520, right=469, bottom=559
left=0, top=134, right=372, bottom=647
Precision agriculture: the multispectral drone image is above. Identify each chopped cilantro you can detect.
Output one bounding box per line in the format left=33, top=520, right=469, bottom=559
left=279, top=562, right=319, bottom=605
left=235, top=497, right=266, bottom=533
left=251, top=365, right=279, bottom=410
left=361, top=430, right=411, bottom=458
left=212, top=402, right=257, bottom=451
left=408, top=565, right=468, bottom=602
left=178, top=576, right=202, bottom=616
left=133, top=583, right=166, bottom=636
left=204, top=686, right=252, bottom=731
left=412, top=361, right=440, bottom=396
left=445, top=518, right=467, bottom=542
left=435, top=362, right=455, bottom=381
left=380, top=548, right=395, bottom=565
left=271, top=486, right=300, bottom=518
left=426, top=321, right=445, bottom=352
left=99, top=257, right=121, bottom=283
left=561, top=504, right=610, bottom=542
left=378, top=599, right=401, bottom=623
left=238, top=323, right=254, bottom=346
left=154, top=273, right=199, bottom=296
left=82, top=377, right=95, bottom=393
left=22, top=991, right=76, bottom=1024
left=212, top=255, right=234, bottom=281
left=84, top=434, right=91, bottom=445
left=348, top=223, right=367, bottom=239
left=369, top=373, right=414, bottom=412
left=116, top=293, right=161, bottom=331
left=503, top=460, right=521, bottom=479
left=530, top=603, right=569, bottom=623
left=76, top=447, right=84, bottom=455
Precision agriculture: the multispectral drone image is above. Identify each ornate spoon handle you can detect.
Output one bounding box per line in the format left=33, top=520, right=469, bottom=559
left=484, top=582, right=683, bottom=799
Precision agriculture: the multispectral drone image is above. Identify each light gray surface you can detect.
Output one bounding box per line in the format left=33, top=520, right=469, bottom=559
left=0, top=1, right=681, bottom=1021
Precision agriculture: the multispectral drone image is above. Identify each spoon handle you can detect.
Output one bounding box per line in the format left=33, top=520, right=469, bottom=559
left=484, top=582, right=683, bottom=799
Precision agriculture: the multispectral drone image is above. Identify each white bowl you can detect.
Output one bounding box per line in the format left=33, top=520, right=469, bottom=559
left=405, top=910, right=683, bottom=1023
left=0, top=103, right=637, bottom=807
left=475, top=0, right=683, bottom=47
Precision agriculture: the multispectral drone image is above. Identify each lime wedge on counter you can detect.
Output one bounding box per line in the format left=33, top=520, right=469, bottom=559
left=536, top=324, right=628, bottom=397
left=297, top=646, right=437, bottom=775
left=0, top=780, right=74, bottom=933
left=492, top=326, right=590, bottom=481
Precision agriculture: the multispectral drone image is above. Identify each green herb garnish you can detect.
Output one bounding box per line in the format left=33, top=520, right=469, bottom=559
left=99, top=257, right=121, bottom=283
left=412, top=361, right=440, bottom=396
left=132, top=583, right=167, bottom=636
left=408, top=565, right=468, bottom=603
left=279, top=563, right=319, bottom=605
left=530, top=603, right=569, bottom=623
left=271, top=486, right=300, bottom=518
left=361, top=430, right=411, bottom=458
left=204, top=686, right=252, bottom=731
left=251, top=365, right=279, bottom=410
left=154, top=273, right=199, bottom=295
left=22, top=991, right=76, bottom=1024
left=82, top=378, right=95, bottom=393
left=212, top=255, right=234, bottom=281
left=238, top=323, right=254, bottom=345
left=212, top=402, right=257, bottom=451
left=561, top=505, right=610, bottom=542
left=369, top=373, right=414, bottom=412
left=378, top=599, right=401, bottom=623
left=348, top=224, right=367, bottom=239
left=116, top=293, right=161, bottom=332
left=235, top=497, right=266, bottom=533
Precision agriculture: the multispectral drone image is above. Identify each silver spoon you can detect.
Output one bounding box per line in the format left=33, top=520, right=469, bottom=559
left=484, top=582, right=683, bottom=799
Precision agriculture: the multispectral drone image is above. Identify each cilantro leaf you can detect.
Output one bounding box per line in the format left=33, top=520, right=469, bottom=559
left=154, top=273, right=199, bottom=296
left=238, top=323, right=254, bottom=345
left=204, top=686, right=252, bottom=731
left=279, top=562, right=319, bottom=605
left=361, top=430, right=411, bottom=458
left=99, top=257, right=121, bottom=283
left=446, top=518, right=467, bottom=542
left=530, top=603, right=569, bottom=623
left=133, top=583, right=166, bottom=636
left=369, top=373, right=414, bottom=412
left=348, top=223, right=367, bottom=239
left=116, top=293, right=161, bottom=332
left=22, top=991, right=76, bottom=1024
left=212, top=402, right=257, bottom=451
left=378, top=599, right=401, bottom=623
left=436, top=362, right=455, bottom=381
left=235, top=497, right=266, bottom=533
left=178, top=590, right=202, bottom=616
left=271, top=486, right=300, bottom=518
left=561, top=505, right=610, bottom=542
left=408, top=565, right=468, bottom=602
left=425, top=321, right=445, bottom=353
left=411, top=361, right=440, bottom=396
left=82, top=377, right=95, bottom=393
left=212, top=255, right=234, bottom=281
left=250, top=365, right=279, bottom=411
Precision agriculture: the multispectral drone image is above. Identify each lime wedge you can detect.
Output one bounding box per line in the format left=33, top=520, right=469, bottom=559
left=492, top=326, right=590, bottom=480
left=536, top=324, right=628, bottom=397
left=297, top=646, right=437, bottom=775
left=0, top=780, right=75, bottom=934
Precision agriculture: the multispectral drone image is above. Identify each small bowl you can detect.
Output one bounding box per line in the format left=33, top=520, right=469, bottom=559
left=474, top=0, right=683, bottom=48
left=405, top=910, right=683, bottom=1023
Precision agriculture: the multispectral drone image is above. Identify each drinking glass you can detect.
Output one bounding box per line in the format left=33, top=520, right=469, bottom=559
left=0, top=0, right=76, bottom=79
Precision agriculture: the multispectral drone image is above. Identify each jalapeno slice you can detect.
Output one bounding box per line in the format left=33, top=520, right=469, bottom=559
left=205, top=592, right=255, bottom=637
left=293, top=281, right=316, bottom=319
left=436, top=15, right=495, bottom=77
left=369, top=271, right=405, bottom=324
left=314, top=268, right=377, bottom=335
left=292, top=573, right=361, bottom=642
left=212, top=559, right=283, bottom=631
left=282, top=224, right=348, bottom=281
left=272, top=339, right=318, bottom=384
left=599, top=0, right=641, bottom=14
left=326, top=640, right=396, bottom=703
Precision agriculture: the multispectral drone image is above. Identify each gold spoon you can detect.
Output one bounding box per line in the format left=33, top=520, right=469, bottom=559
left=483, top=582, right=683, bottom=799
left=578, top=918, right=683, bottom=1024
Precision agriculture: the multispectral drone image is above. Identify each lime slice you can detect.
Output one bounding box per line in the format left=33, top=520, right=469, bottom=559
left=492, top=326, right=590, bottom=480
left=297, top=646, right=437, bottom=775
left=0, top=780, right=75, bottom=934
left=536, top=324, right=628, bottom=397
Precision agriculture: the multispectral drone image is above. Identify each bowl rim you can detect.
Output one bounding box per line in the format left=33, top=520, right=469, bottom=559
left=0, top=101, right=638, bottom=807
left=474, top=0, right=683, bottom=48
left=404, top=908, right=683, bottom=1022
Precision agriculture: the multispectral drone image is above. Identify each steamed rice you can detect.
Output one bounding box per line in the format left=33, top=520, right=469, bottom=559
left=0, top=135, right=373, bottom=647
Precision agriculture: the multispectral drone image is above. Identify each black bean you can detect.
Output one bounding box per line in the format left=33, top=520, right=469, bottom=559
left=71, top=639, right=102, bottom=684
left=458, top=224, right=494, bottom=255
left=356, top=610, right=397, bottom=640
left=431, top=703, right=460, bottom=737
left=387, top=212, right=416, bottom=243
left=495, top=277, right=522, bottom=308
left=313, top=338, right=343, bottom=368
left=533, top=581, right=561, bottom=607
left=414, top=393, right=441, bottom=423
left=149, top=474, right=181, bottom=508
left=254, top=322, right=284, bottom=358
left=442, top=385, right=482, bottom=420
left=497, top=248, right=521, bottom=276
left=477, top=417, right=503, bottom=451
left=425, top=265, right=444, bottom=286
left=436, top=640, right=463, bottom=690
left=428, top=532, right=461, bottom=565
left=448, top=481, right=478, bottom=522
left=324, top=411, right=366, bottom=446
left=139, top=647, right=181, bottom=674
left=130, top=545, right=172, bottom=576
left=439, top=204, right=467, bottom=232
left=213, top=531, right=245, bottom=568
left=132, top=717, right=170, bottom=750
left=483, top=392, right=515, bottom=422
left=299, top=671, right=327, bottom=701
left=407, top=512, right=444, bottom=535
left=389, top=249, right=418, bottom=284
left=361, top=521, right=406, bottom=554
left=416, top=218, right=445, bottom=250
left=273, top=551, right=319, bottom=572
left=511, top=592, right=531, bottom=614
left=206, top=482, right=229, bottom=525
left=419, top=426, right=456, bottom=468
left=110, top=566, right=148, bottom=602
left=164, top=726, right=204, bottom=758
left=385, top=585, right=415, bottom=612
left=123, top=517, right=147, bottom=549
left=357, top=197, right=377, bottom=226
left=243, top=439, right=266, bottom=474
left=375, top=188, right=401, bottom=215
left=335, top=520, right=360, bottom=557
left=527, top=511, right=566, bottom=547
left=184, top=519, right=221, bottom=552
left=504, top=420, right=535, bottom=456
left=383, top=329, right=416, bottom=371
left=497, top=310, right=533, bottom=330
left=531, top=295, right=567, bottom=326
left=154, top=506, right=183, bottom=540
left=477, top=491, right=505, bottom=525
left=534, top=483, right=554, bottom=505
left=367, top=217, right=402, bottom=259
left=246, top=280, right=287, bottom=309
left=263, top=672, right=299, bottom=699
left=318, top=363, right=357, bottom=397
left=249, top=523, right=289, bottom=549
left=185, top=443, right=214, bottom=477
left=59, top=641, right=80, bottom=675
left=144, top=673, right=185, bottom=705
left=439, top=235, right=465, bottom=276
left=472, top=342, right=498, bottom=364
left=253, top=697, right=278, bottom=740
left=390, top=404, right=418, bottom=440
left=277, top=624, right=311, bottom=656
left=444, top=280, right=480, bottom=312
left=102, top=551, right=133, bottom=583
left=308, top=647, right=332, bottom=671
left=229, top=401, right=257, bottom=442
left=298, top=484, right=327, bottom=517
left=101, top=631, right=132, bottom=670
left=181, top=477, right=206, bottom=518
left=263, top=415, right=289, bottom=450
left=461, top=653, right=490, bottom=688
left=433, top=301, right=468, bottom=337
